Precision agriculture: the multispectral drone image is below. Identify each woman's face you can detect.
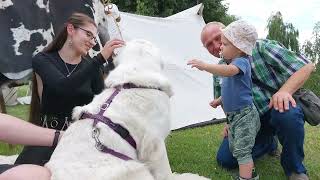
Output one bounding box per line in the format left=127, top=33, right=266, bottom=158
left=70, top=23, right=98, bottom=56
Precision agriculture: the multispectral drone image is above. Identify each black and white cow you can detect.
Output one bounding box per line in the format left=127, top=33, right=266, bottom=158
left=0, top=0, right=111, bottom=84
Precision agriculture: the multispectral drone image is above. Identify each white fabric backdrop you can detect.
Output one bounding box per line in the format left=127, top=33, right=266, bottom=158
left=107, top=4, right=225, bottom=130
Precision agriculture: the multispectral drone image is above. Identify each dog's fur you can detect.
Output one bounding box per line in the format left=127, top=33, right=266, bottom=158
left=45, top=39, right=209, bottom=180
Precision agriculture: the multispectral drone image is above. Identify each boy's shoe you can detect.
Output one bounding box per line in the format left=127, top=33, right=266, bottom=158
left=235, top=175, right=259, bottom=180
left=268, top=148, right=281, bottom=158
left=268, top=136, right=280, bottom=158
left=234, top=169, right=259, bottom=180
left=288, top=173, right=309, bottom=180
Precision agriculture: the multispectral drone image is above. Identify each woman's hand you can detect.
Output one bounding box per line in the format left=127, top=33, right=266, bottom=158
left=100, top=39, right=125, bottom=61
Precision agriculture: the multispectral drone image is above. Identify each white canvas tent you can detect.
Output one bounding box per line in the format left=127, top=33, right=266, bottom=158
left=108, top=4, right=225, bottom=130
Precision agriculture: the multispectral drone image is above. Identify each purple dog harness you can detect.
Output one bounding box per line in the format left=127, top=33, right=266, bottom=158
left=80, top=83, right=160, bottom=161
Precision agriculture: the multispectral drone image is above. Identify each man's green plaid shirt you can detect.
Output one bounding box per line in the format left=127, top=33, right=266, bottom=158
left=213, top=39, right=310, bottom=115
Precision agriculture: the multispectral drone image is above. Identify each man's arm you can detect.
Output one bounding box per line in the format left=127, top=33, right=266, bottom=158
left=0, top=113, right=61, bottom=146
left=270, top=63, right=316, bottom=112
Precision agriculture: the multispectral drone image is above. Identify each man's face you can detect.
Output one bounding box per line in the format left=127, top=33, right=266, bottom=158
left=201, top=25, right=222, bottom=58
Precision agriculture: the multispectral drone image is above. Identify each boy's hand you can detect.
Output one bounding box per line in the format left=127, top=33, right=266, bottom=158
left=187, top=59, right=207, bottom=71
left=209, top=99, right=221, bottom=108
left=222, top=124, right=229, bottom=137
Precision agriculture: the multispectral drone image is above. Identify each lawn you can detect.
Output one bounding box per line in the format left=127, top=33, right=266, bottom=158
left=1, top=63, right=319, bottom=179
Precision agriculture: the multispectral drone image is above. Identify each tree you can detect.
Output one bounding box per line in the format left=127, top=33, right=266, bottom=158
left=221, top=14, right=238, bottom=26
left=201, top=0, right=227, bottom=23
left=109, top=0, right=137, bottom=14
left=136, top=0, right=159, bottom=16
left=302, top=40, right=315, bottom=61
left=266, top=12, right=300, bottom=52
left=110, top=0, right=232, bottom=23
left=302, top=21, right=320, bottom=63
left=313, top=22, right=320, bottom=63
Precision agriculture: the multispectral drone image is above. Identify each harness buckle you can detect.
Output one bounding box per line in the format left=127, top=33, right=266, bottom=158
left=101, top=102, right=110, bottom=110
left=92, top=127, right=103, bottom=151
left=92, top=127, right=100, bottom=138
left=95, top=142, right=104, bottom=151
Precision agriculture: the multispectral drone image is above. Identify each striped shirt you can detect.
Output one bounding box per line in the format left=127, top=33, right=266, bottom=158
left=213, top=39, right=310, bottom=115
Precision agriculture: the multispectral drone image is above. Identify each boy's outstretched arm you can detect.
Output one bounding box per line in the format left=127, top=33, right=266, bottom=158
left=187, top=59, right=239, bottom=77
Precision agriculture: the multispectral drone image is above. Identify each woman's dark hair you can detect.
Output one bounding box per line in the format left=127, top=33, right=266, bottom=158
left=29, top=13, right=97, bottom=125
left=43, top=12, right=97, bottom=53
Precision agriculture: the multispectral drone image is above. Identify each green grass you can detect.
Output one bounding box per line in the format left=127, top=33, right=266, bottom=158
left=1, top=64, right=320, bottom=179
left=167, top=124, right=320, bottom=180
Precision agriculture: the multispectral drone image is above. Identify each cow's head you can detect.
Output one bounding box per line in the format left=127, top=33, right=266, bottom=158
left=91, top=1, right=122, bottom=53
left=0, top=0, right=119, bottom=81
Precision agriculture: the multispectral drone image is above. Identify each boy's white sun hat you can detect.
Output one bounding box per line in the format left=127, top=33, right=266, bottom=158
left=222, top=20, right=258, bottom=56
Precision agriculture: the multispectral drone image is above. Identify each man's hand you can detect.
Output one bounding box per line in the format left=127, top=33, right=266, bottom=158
left=187, top=59, right=208, bottom=71
left=209, top=99, right=221, bottom=108
left=269, top=90, right=296, bottom=112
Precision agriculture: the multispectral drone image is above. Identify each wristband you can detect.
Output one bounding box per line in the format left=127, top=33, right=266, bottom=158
left=107, top=55, right=113, bottom=62
left=52, top=130, right=60, bottom=148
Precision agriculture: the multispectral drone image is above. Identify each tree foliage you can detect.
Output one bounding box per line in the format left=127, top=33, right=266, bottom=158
left=302, top=21, right=320, bottom=63
left=313, top=22, right=320, bottom=63
left=302, top=40, right=315, bottom=61
left=266, top=12, right=300, bottom=52
left=110, top=0, right=233, bottom=24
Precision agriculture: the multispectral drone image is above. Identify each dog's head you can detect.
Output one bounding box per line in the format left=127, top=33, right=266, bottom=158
left=106, top=39, right=173, bottom=97
left=113, top=39, right=164, bottom=71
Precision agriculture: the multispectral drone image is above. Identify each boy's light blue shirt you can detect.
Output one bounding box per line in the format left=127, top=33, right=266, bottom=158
left=221, top=56, right=253, bottom=112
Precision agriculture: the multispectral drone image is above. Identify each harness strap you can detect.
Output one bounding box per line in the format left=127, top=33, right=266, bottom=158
left=79, top=83, right=161, bottom=161
left=93, top=128, right=132, bottom=160
left=100, top=145, right=132, bottom=160
left=81, top=112, right=136, bottom=149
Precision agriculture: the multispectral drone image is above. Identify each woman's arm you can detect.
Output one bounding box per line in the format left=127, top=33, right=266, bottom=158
left=0, top=113, right=61, bottom=146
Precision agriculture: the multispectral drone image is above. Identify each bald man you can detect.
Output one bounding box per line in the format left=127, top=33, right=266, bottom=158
left=201, top=22, right=314, bottom=180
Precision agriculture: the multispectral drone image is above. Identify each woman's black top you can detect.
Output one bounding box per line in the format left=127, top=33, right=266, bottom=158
left=13, top=51, right=114, bottom=166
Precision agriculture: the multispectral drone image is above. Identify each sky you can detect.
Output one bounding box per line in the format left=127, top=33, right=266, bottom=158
left=223, top=0, right=320, bottom=44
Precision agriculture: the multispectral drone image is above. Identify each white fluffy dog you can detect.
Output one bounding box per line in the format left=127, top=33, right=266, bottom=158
left=45, top=39, right=209, bottom=180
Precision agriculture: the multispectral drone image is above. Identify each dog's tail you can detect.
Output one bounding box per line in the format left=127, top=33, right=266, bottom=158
left=170, top=173, right=210, bottom=180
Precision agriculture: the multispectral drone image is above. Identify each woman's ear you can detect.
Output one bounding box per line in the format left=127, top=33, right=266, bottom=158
left=66, top=23, right=75, bottom=35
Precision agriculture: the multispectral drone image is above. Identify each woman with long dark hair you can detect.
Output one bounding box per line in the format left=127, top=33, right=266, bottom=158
left=13, top=12, right=124, bottom=166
